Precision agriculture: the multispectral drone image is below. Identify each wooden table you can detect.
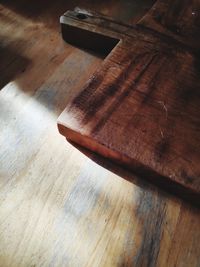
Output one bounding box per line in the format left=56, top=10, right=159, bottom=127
left=0, top=1, right=199, bottom=266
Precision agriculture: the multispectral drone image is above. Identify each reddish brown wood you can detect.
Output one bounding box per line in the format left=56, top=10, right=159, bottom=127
left=58, top=2, right=200, bottom=202
left=138, top=0, right=200, bottom=50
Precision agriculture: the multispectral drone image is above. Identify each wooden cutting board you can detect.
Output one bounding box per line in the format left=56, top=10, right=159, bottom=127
left=58, top=1, right=200, bottom=202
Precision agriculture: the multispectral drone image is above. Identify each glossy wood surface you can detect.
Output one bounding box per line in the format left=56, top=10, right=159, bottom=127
left=0, top=1, right=200, bottom=267
left=58, top=2, right=200, bottom=201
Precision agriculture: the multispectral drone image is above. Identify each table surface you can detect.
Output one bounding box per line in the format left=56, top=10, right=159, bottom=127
left=0, top=1, right=199, bottom=267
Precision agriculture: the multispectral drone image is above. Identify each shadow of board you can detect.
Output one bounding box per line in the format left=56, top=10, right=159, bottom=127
left=68, top=141, right=200, bottom=209
left=0, top=45, right=30, bottom=90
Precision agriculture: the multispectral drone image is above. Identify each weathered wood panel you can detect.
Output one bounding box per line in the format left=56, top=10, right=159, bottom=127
left=58, top=5, right=200, bottom=201
left=138, top=0, right=200, bottom=50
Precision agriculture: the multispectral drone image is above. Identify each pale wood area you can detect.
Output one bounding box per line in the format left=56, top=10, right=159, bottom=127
left=0, top=1, right=200, bottom=267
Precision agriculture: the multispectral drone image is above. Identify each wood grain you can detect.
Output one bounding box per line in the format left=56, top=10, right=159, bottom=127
left=138, top=0, right=200, bottom=50
left=58, top=4, right=200, bottom=202
left=1, top=1, right=200, bottom=267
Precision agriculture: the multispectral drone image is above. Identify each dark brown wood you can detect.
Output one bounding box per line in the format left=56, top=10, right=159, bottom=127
left=58, top=2, right=200, bottom=202
left=138, top=0, right=200, bottom=50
